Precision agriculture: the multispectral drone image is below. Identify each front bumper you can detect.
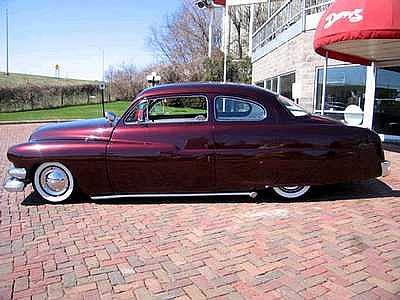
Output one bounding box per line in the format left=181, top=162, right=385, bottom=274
left=381, top=160, right=391, bottom=177
left=3, top=166, right=27, bottom=193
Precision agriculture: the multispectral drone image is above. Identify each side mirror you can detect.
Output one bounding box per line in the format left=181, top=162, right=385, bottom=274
left=105, top=111, right=117, bottom=123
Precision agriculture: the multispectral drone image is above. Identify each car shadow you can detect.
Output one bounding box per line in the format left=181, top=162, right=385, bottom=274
left=21, top=178, right=400, bottom=206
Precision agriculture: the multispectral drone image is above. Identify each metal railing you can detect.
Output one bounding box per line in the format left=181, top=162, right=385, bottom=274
left=304, top=0, right=333, bottom=15
left=252, top=0, right=333, bottom=53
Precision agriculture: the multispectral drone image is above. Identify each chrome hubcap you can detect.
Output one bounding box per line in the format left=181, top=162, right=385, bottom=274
left=40, top=167, right=69, bottom=196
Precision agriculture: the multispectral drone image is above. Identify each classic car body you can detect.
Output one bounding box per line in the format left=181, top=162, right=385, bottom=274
left=4, top=83, right=391, bottom=202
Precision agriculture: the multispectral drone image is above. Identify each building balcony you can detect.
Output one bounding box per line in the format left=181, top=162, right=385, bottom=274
left=252, top=0, right=333, bottom=62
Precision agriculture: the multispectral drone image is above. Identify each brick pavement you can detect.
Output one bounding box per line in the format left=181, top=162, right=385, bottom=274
left=0, top=123, right=399, bottom=299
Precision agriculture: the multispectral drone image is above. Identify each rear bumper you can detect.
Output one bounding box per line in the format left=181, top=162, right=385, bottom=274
left=3, top=165, right=27, bottom=193
left=381, top=160, right=391, bottom=177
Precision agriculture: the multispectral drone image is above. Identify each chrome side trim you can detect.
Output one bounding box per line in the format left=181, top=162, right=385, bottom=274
left=381, top=160, right=391, bottom=177
left=3, top=178, right=25, bottom=193
left=91, top=192, right=257, bottom=200
left=8, top=166, right=27, bottom=180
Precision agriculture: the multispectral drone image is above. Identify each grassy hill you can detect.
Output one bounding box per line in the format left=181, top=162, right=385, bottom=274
left=0, top=72, right=98, bottom=88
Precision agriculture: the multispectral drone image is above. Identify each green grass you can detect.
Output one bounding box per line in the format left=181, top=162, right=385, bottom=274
left=0, top=101, right=131, bottom=122
left=150, top=106, right=205, bottom=115
left=0, top=72, right=98, bottom=88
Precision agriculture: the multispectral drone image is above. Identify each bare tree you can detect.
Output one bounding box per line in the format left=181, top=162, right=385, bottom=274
left=148, top=0, right=222, bottom=81
left=229, top=5, right=250, bottom=59
left=105, top=64, right=146, bottom=100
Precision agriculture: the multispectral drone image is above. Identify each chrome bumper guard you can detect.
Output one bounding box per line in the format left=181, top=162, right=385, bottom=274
left=381, top=160, right=391, bottom=177
left=3, top=166, right=27, bottom=193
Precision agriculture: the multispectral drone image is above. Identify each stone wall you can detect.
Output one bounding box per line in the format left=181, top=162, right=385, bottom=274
left=252, top=30, right=344, bottom=112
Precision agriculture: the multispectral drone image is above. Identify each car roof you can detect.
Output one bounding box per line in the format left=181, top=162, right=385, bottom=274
left=131, top=82, right=293, bottom=122
left=136, top=82, right=277, bottom=100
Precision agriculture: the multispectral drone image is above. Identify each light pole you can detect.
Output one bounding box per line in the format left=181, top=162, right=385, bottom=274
left=101, top=49, right=105, bottom=82
left=208, top=7, right=214, bottom=57
left=5, top=8, right=9, bottom=75
left=195, top=0, right=221, bottom=58
left=223, top=5, right=229, bottom=83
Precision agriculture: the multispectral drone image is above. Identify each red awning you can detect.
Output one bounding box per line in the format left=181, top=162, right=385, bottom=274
left=314, top=0, right=400, bottom=65
left=213, top=0, right=226, bottom=6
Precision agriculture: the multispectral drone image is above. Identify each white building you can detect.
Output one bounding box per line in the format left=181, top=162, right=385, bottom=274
left=225, top=0, right=400, bottom=142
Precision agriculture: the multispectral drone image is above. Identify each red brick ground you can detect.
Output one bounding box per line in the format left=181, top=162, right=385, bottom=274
left=1, top=123, right=399, bottom=300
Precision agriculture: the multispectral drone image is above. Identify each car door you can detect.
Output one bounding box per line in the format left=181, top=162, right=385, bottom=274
left=213, top=95, right=278, bottom=192
left=107, top=95, right=214, bottom=194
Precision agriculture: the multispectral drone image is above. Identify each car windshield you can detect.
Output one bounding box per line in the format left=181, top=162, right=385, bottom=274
left=277, top=95, right=309, bottom=117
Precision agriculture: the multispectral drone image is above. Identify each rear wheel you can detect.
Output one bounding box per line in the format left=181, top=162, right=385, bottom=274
left=33, top=162, right=75, bottom=203
left=272, top=185, right=311, bottom=199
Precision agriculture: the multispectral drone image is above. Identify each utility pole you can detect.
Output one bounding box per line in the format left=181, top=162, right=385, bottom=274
left=6, top=8, right=9, bottom=75
left=101, top=49, right=105, bottom=82
left=248, top=4, right=255, bottom=58
left=208, top=7, right=214, bottom=57
left=223, top=6, right=230, bottom=83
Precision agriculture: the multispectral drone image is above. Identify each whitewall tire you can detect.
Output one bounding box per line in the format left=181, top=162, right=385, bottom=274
left=272, top=186, right=311, bottom=199
left=33, top=162, right=75, bottom=203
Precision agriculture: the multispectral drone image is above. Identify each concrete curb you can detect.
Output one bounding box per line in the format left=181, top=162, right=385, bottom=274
left=0, top=119, right=80, bottom=125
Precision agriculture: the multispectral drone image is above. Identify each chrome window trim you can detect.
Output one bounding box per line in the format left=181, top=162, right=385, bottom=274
left=124, top=95, right=209, bottom=125
left=214, top=95, right=267, bottom=122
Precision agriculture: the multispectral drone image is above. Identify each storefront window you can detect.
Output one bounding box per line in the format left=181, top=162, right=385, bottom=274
left=373, top=67, right=400, bottom=136
left=271, top=78, right=278, bottom=92
left=315, top=65, right=367, bottom=123
left=266, top=80, right=272, bottom=91
left=280, top=73, right=295, bottom=99
left=255, top=81, right=264, bottom=88
left=259, top=73, right=294, bottom=96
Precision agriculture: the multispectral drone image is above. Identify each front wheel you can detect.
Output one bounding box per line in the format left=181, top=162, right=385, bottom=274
left=33, top=162, right=75, bottom=203
left=272, top=185, right=311, bottom=199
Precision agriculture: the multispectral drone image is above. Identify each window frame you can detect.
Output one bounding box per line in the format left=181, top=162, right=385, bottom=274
left=313, top=63, right=367, bottom=115
left=213, top=95, right=267, bottom=122
left=124, top=94, right=209, bottom=125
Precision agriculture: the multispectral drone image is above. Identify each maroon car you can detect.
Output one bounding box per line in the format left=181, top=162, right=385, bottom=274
left=3, top=83, right=391, bottom=202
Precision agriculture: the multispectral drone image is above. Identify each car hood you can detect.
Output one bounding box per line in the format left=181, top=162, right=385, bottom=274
left=29, top=118, right=115, bottom=142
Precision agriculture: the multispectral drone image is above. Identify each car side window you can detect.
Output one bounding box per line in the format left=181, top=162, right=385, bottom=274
left=148, top=96, right=207, bottom=123
left=215, top=96, right=266, bottom=121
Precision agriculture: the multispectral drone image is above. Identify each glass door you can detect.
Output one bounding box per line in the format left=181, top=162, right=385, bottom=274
left=373, top=67, right=400, bottom=141
left=315, top=65, right=367, bottom=125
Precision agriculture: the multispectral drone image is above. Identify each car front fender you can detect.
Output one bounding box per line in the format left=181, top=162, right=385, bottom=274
left=7, top=140, right=112, bottom=195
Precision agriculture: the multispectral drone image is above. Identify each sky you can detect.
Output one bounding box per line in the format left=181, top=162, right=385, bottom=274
left=0, top=0, right=181, bottom=80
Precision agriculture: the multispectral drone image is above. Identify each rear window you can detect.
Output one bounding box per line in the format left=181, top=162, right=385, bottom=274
left=277, top=95, right=309, bottom=117
left=215, top=97, right=266, bottom=121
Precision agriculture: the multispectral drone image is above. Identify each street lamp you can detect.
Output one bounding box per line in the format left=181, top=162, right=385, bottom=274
left=194, top=0, right=218, bottom=58
left=146, top=72, right=161, bottom=87
left=195, top=0, right=227, bottom=82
